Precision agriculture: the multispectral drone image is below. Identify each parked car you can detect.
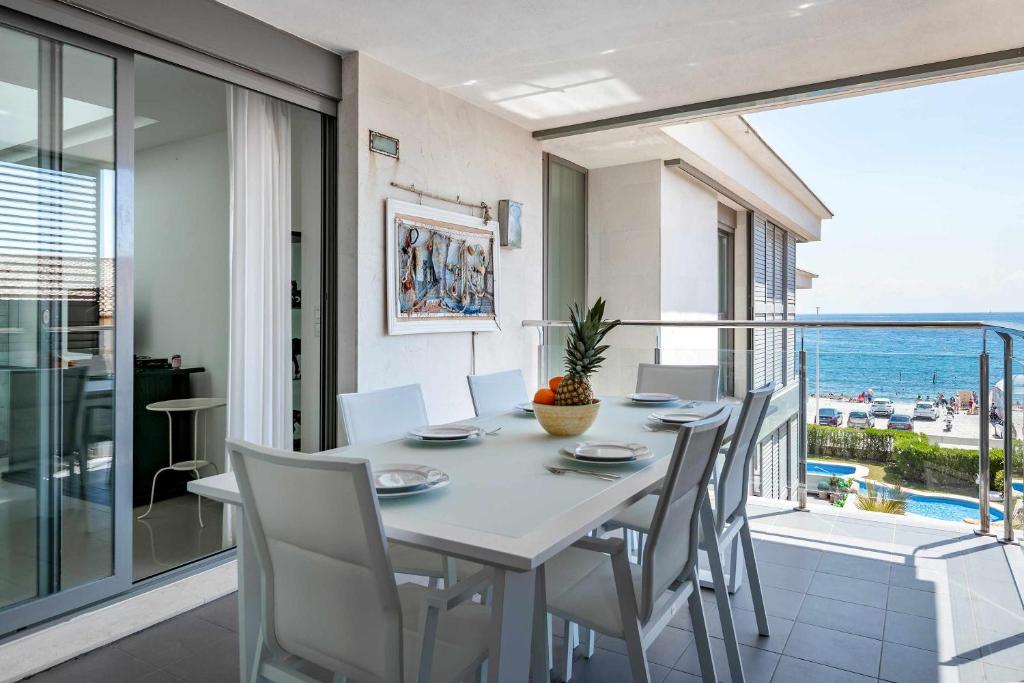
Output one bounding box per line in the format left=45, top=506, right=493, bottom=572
left=817, top=407, right=844, bottom=426
left=887, top=414, right=914, bottom=431
left=871, top=398, right=895, bottom=417
left=847, top=410, right=875, bottom=428
left=913, top=401, right=941, bottom=420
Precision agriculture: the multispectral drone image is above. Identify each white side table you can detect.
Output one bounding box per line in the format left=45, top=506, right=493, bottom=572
left=137, top=397, right=226, bottom=527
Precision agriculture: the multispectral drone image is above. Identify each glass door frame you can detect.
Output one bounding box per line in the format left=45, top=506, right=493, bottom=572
left=0, top=6, right=135, bottom=634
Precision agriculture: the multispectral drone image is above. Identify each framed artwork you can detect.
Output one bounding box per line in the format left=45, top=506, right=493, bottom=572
left=386, top=198, right=500, bottom=335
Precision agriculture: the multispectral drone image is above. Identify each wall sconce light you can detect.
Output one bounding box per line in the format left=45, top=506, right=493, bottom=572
left=498, top=200, right=523, bottom=248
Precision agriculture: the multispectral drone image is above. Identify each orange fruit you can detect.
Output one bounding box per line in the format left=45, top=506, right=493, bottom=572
left=533, top=388, right=556, bottom=405
left=548, top=376, right=563, bottom=392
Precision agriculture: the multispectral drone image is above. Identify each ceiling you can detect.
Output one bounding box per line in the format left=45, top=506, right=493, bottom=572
left=216, top=0, right=1024, bottom=132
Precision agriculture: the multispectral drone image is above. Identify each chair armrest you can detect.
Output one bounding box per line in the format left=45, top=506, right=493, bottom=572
left=423, top=567, right=493, bottom=612
left=571, top=535, right=625, bottom=555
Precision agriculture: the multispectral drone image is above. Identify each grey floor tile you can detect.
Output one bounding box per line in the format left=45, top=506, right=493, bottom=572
left=877, top=641, right=942, bottom=683
left=830, top=520, right=896, bottom=546
left=983, top=661, right=1024, bottom=683
left=115, top=612, right=238, bottom=668
left=756, top=560, right=814, bottom=593
left=731, top=583, right=805, bottom=621
left=783, top=622, right=882, bottom=678
left=797, top=594, right=885, bottom=639
left=675, top=637, right=780, bottom=683
left=662, top=670, right=702, bottom=683
left=136, top=671, right=188, bottom=683
left=883, top=611, right=938, bottom=652
left=192, top=594, right=239, bottom=632
left=807, top=572, right=888, bottom=609
left=771, top=655, right=878, bottom=683
left=817, top=552, right=893, bottom=584
left=596, top=625, right=693, bottom=668
left=26, top=648, right=159, bottom=683
left=550, top=645, right=672, bottom=683
left=698, top=606, right=795, bottom=654
left=886, top=585, right=938, bottom=619
left=158, top=639, right=241, bottom=683
left=976, top=629, right=1024, bottom=672
left=752, top=541, right=822, bottom=571
left=888, top=564, right=944, bottom=593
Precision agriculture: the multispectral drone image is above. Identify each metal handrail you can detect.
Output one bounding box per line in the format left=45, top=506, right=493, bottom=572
left=523, top=318, right=1024, bottom=334
left=524, top=317, right=1022, bottom=541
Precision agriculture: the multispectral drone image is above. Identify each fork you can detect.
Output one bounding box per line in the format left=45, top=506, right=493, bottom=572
left=544, top=464, right=620, bottom=481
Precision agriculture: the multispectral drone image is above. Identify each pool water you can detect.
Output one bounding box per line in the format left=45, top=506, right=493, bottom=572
left=856, top=482, right=1003, bottom=522
left=1013, top=482, right=1023, bottom=494
left=807, top=461, right=857, bottom=476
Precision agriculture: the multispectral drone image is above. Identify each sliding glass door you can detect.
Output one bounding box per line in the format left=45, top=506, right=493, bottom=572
left=0, top=19, right=132, bottom=631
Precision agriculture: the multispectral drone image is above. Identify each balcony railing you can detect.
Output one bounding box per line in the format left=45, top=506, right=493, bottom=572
left=523, top=318, right=1024, bottom=542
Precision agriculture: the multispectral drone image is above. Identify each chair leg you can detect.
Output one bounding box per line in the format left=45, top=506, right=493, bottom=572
left=625, top=529, right=637, bottom=562
left=621, top=616, right=651, bottom=683
left=688, top=572, right=717, bottom=683
left=558, top=619, right=574, bottom=682
left=702, top=515, right=745, bottom=683
left=740, top=520, right=770, bottom=636
left=727, top=531, right=744, bottom=594
left=582, top=627, right=595, bottom=658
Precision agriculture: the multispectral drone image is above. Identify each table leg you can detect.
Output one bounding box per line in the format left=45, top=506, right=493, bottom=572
left=488, top=567, right=536, bottom=683
left=235, top=509, right=265, bottom=682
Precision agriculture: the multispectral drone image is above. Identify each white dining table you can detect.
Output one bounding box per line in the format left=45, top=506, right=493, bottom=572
left=188, top=397, right=740, bottom=683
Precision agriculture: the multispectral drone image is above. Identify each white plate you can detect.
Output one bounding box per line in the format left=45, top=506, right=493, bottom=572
left=560, top=443, right=653, bottom=465
left=407, top=425, right=482, bottom=441
left=374, top=464, right=450, bottom=498
left=628, top=392, right=680, bottom=404
left=648, top=410, right=707, bottom=425
left=575, top=440, right=650, bottom=461
left=515, top=402, right=534, bottom=414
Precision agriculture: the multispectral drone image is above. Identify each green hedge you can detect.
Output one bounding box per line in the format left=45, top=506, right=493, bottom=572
left=808, top=424, right=1022, bottom=489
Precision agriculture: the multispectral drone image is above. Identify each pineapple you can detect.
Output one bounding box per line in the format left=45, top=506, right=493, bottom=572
left=554, top=298, right=621, bottom=406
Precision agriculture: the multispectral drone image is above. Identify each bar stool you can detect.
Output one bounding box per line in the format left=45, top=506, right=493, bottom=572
left=137, top=398, right=225, bottom=527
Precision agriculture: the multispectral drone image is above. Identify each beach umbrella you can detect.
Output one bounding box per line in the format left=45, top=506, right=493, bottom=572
left=992, top=375, right=1024, bottom=421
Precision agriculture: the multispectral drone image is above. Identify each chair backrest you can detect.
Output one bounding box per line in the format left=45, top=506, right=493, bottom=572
left=715, top=382, right=776, bottom=529
left=467, top=369, right=527, bottom=417
left=636, top=363, right=720, bottom=402
left=228, top=438, right=403, bottom=682
left=338, top=384, right=427, bottom=446
left=639, top=408, right=730, bottom=623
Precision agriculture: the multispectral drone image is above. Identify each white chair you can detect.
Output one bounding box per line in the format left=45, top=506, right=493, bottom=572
left=228, top=439, right=492, bottom=683
left=338, top=383, right=428, bottom=446
left=540, top=410, right=730, bottom=683
left=635, top=363, right=720, bottom=402
left=605, top=383, right=776, bottom=683
left=466, top=369, right=527, bottom=417
left=338, top=384, right=481, bottom=587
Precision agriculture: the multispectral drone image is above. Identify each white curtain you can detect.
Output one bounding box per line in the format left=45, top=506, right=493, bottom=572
left=226, top=86, right=292, bottom=453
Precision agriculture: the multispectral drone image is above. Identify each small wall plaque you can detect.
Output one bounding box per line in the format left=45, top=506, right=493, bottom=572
left=498, top=199, right=523, bottom=248
left=369, top=130, right=399, bottom=159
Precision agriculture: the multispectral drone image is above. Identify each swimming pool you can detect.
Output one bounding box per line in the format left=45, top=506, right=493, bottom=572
left=856, top=482, right=1003, bottom=522
left=1014, top=482, right=1023, bottom=494
left=807, top=461, right=858, bottom=477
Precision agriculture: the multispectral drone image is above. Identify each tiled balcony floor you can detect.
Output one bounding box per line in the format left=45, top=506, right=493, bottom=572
left=23, top=500, right=1024, bottom=682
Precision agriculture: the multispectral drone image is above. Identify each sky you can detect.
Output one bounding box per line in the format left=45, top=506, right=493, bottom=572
left=745, top=69, right=1024, bottom=316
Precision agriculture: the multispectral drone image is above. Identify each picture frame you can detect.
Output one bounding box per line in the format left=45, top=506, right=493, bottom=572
left=386, top=198, right=500, bottom=335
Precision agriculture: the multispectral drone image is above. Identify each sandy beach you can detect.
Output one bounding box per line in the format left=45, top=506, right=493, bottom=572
left=807, top=394, right=1023, bottom=448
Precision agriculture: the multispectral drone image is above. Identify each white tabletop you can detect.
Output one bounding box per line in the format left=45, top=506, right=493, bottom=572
left=147, top=397, right=227, bottom=412
left=190, top=398, right=738, bottom=571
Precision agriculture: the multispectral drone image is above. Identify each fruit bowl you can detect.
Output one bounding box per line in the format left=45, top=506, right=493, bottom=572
left=532, top=400, right=600, bottom=437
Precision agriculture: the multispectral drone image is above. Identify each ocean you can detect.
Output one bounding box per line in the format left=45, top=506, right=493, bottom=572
left=797, top=312, right=1024, bottom=401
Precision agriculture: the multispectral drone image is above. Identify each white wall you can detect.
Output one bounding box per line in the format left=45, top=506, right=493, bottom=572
left=134, top=130, right=229, bottom=466
left=659, top=166, right=719, bottom=364
left=662, top=121, right=824, bottom=241
left=586, top=160, right=662, bottom=394
left=347, top=54, right=544, bottom=425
